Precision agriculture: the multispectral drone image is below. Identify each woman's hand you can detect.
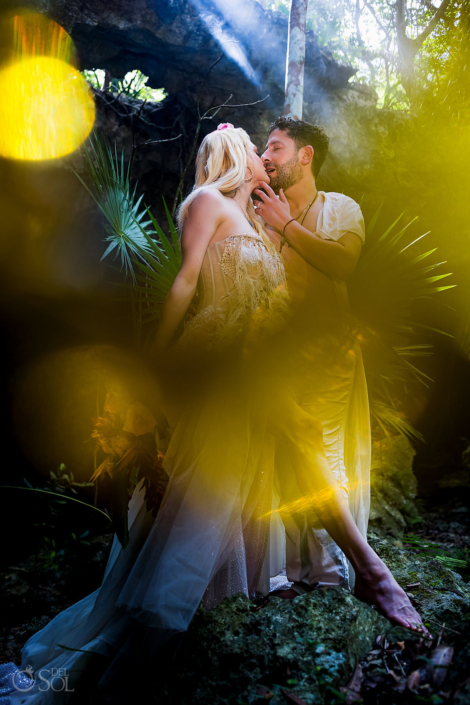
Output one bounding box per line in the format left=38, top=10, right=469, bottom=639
left=253, top=182, right=291, bottom=234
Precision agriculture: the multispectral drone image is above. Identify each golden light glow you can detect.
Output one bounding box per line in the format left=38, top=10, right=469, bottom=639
left=262, top=479, right=370, bottom=520
left=11, top=13, right=77, bottom=65
left=0, top=56, right=95, bottom=161
left=0, top=13, right=94, bottom=161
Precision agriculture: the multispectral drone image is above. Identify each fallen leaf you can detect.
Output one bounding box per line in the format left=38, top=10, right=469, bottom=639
left=363, top=674, right=387, bottom=689
left=256, top=685, right=274, bottom=700
left=281, top=690, right=309, bottom=705
left=431, top=645, right=454, bottom=688
left=340, top=661, right=362, bottom=704
left=390, top=679, right=407, bottom=694
left=387, top=669, right=402, bottom=682
left=406, top=670, right=420, bottom=692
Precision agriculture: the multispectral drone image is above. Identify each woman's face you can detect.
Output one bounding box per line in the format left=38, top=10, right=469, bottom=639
left=247, top=142, right=270, bottom=187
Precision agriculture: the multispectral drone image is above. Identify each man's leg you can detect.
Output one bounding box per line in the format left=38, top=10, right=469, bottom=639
left=268, top=393, right=429, bottom=636
left=274, top=348, right=357, bottom=593
left=275, top=437, right=349, bottom=593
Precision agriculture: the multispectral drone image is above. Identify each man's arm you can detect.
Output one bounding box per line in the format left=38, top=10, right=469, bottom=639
left=254, top=183, right=362, bottom=280
left=277, top=220, right=362, bottom=280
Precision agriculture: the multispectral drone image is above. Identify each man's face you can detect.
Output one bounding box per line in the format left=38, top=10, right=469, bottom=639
left=262, top=129, right=302, bottom=193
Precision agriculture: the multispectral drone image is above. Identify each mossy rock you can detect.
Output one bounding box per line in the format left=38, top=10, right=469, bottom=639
left=156, top=588, right=388, bottom=704
left=370, top=534, right=470, bottom=626
left=153, top=538, right=470, bottom=705
left=369, top=436, right=421, bottom=537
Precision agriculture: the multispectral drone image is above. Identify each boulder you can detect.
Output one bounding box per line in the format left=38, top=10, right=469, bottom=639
left=369, top=435, right=421, bottom=538
left=158, top=588, right=389, bottom=704
left=153, top=537, right=470, bottom=704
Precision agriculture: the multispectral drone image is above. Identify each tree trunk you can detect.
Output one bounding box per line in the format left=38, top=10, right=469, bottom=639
left=284, top=0, right=309, bottom=119
left=396, top=0, right=453, bottom=100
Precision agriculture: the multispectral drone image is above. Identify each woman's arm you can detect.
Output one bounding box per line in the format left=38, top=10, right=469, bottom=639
left=151, top=189, right=225, bottom=354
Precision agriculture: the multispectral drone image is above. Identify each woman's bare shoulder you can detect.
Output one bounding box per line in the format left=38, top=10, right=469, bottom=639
left=190, top=187, right=226, bottom=211
left=182, top=188, right=226, bottom=249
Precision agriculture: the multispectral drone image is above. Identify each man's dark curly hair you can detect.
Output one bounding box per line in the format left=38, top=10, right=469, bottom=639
left=269, top=117, right=329, bottom=178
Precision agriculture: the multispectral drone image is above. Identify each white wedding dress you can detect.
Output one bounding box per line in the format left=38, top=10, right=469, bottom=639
left=1, top=217, right=371, bottom=703
left=3, top=229, right=290, bottom=703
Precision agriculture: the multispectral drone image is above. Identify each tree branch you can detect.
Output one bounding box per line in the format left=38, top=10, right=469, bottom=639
left=363, top=0, right=390, bottom=37
left=355, top=0, right=376, bottom=83
left=413, top=0, right=453, bottom=48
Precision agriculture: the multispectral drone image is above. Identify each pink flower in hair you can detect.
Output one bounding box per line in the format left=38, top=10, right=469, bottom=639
left=217, top=123, right=234, bottom=130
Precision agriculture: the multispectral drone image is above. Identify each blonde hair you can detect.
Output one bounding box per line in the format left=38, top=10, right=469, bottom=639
left=177, top=127, right=264, bottom=236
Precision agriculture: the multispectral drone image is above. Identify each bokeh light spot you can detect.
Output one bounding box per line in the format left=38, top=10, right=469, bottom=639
left=0, top=56, right=95, bottom=161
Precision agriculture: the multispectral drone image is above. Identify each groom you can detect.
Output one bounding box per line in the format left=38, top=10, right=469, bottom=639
left=253, top=116, right=370, bottom=597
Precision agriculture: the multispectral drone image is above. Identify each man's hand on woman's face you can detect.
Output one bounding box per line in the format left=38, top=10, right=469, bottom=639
left=253, top=182, right=291, bottom=234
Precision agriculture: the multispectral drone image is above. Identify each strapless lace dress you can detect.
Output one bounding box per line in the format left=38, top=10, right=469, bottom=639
left=177, top=231, right=288, bottom=352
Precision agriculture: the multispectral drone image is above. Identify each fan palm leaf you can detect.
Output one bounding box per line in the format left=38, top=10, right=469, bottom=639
left=74, top=132, right=164, bottom=281
left=75, top=132, right=181, bottom=331
left=349, top=207, right=455, bottom=439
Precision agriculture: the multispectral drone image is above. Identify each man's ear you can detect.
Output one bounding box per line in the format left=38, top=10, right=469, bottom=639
left=300, top=145, right=314, bottom=166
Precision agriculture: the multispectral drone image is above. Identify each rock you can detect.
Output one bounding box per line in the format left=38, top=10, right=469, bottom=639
left=18, top=0, right=355, bottom=106
left=369, top=435, right=421, bottom=538
left=370, top=536, right=470, bottom=628
left=152, top=536, right=470, bottom=704
left=158, top=589, right=389, bottom=705
left=371, top=536, right=470, bottom=697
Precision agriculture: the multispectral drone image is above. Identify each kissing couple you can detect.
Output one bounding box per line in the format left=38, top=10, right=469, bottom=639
left=6, top=117, right=429, bottom=704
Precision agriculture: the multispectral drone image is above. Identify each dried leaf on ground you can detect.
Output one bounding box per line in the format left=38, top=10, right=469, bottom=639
left=406, top=670, right=421, bottom=691
left=281, top=689, right=309, bottom=705
left=340, top=661, right=363, bottom=703
left=431, top=644, right=454, bottom=687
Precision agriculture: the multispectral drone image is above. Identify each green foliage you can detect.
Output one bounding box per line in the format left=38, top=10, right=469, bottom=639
left=75, top=132, right=181, bottom=336
left=268, top=0, right=462, bottom=109
left=349, top=205, right=455, bottom=439
left=126, top=202, right=182, bottom=325
left=74, top=133, right=156, bottom=279
left=275, top=1, right=289, bottom=16
left=82, top=68, right=166, bottom=103
left=403, top=533, right=469, bottom=571
left=20, top=466, right=98, bottom=572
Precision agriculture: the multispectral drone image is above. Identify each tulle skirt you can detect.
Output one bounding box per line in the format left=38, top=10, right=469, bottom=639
left=8, top=302, right=370, bottom=703
left=10, top=353, right=285, bottom=702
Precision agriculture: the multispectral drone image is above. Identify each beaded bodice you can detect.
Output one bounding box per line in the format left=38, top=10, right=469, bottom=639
left=179, top=232, right=288, bottom=350
left=195, top=233, right=274, bottom=312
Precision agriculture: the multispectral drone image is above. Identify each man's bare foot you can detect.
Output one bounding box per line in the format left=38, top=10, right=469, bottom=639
left=354, top=562, right=432, bottom=639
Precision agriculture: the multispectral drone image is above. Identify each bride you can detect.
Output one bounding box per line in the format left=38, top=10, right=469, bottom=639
left=4, top=124, right=428, bottom=704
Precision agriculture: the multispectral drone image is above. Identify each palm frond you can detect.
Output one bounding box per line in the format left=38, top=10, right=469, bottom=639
left=73, top=132, right=155, bottom=280
left=75, top=132, right=182, bottom=332
left=109, top=203, right=182, bottom=328
left=350, top=207, right=455, bottom=439
left=369, top=401, right=424, bottom=442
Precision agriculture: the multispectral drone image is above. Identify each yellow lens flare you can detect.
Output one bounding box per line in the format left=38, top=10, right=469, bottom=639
left=0, top=55, right=95, bottom=160
left=12, top=12, right=77, bottom=65
left=0, top=12, right=94, bottom=161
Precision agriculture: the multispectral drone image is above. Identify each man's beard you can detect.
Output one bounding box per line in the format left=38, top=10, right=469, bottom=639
left=268, top=152, right=303, bottom=193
